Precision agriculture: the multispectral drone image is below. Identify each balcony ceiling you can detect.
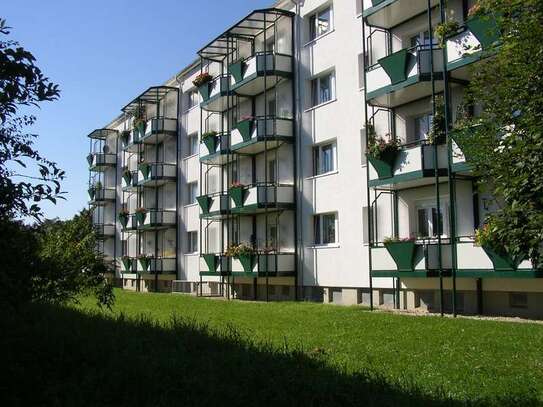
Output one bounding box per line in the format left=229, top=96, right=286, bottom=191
left=87, top=128, right=118, bottom=140
left=122, top=86, right=178, bottom=114
left=365, top=0, right=439, bottom=29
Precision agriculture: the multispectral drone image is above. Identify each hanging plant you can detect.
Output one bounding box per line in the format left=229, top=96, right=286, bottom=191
left=226, top=243, right=256, bottom=272
left=118, top=208, right=130, bottom=227
left=435, top=20, right=460, bottom=47
left=135, top=207, right=148, bottom=225
left=428, top=95, right=446, bottom=144
left=367, top=131, right=400, bottom=160
left=120, top=130, right=131, bottom=145
left=201, top=131, right=219, bottom=154
left=132, top=105, right=147, bottom=136
left=192, top=72, right=213, bottom=88
left=122, top=168, right=132, bottom=184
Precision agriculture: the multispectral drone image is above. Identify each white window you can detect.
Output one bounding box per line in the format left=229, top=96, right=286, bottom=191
left=187, top=89, right=198, bottom=110
left=311, top=71, right=335, bottom=107
left=309, top=6, right=332, bottom=41
left=416, top=201, right=449, bottom=238
left=414, top=113, right=433, bottom=141
left=187, top=133, right=198, bottom=157
left=313, top=141, right=337, bottom=175
left=187, top=182, right=198, bottom=205
left=187, top=231, right=198, bottom=253
left=267, top=157, right=277, bottom=183
left=314, top=213, right=338, bottom=245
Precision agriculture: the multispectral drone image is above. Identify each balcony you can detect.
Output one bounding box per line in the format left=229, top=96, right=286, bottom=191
left=197, top=193, right=230, bottom=219
left=87, top=152, right=116, bottom=171
left=229, top=184, right=294, bottom=215
left=455, top=239, right=538, bottom=277
left=230, top=253, right=295, bottom=277
left=136, top=257, right=176, bottom=275
left=230, top=117, right=294, bottom=154
left=362, top=0, right=439, bottom=29
left=199, top=254, right=231, bottom=277
left=199, top=133, right=231, bottom=165
left=137, top=209, right=176, bottom=230
left=229, top=52, right=292, bottom=96
left=122, top=170, right=139, bottom=192
left=93, top=223, right=115, bottom=239
left=366, top=45, right=443, bottom=108
left=138, top=163, right=176, bottom=187
left=447, top=14, right=500, bottom=79
left=370, top=240, right=452, bottom=277
left=138, top=118, right=177, bottom=145
left=89, top=187, right=115, bottom=205
left=368, top=142, right=448, bottom=189
left=199, top=75, right=234, bottom=112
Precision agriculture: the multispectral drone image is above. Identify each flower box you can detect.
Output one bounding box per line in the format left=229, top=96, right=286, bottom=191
left=235, top=119, right=253, bottom=142
left=196, top=196, right=212, bottom=214
left=384, top=240, right=417, bottom=272
left=229, top=185, right=247, bottom=208
left=202, top=254, right=218, bottom=272
left=228, top=60, right=245, bottom=83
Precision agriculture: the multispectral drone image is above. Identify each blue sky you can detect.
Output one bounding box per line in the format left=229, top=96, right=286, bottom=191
left=4, top=0, right=270, bottom=220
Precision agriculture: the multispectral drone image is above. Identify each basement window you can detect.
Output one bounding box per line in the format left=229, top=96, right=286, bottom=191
left=509, top=293, right=528, bottom=309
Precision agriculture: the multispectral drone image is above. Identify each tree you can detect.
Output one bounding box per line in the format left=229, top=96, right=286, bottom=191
left=0, top=18, right=64, bottom=221
left=34, top=209, right=114, bottom=308
left=455, top=0, right=543, bottom=268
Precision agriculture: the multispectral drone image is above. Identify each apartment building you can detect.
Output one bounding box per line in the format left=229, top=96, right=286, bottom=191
left=86, top=0, right=543, bottom=318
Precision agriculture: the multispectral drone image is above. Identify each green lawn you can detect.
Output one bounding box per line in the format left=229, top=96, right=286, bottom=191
left=4, top=289, right=543, bottom=406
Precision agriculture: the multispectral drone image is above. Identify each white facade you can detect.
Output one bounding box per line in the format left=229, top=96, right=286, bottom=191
left=86, top=0, right=543, bottom=318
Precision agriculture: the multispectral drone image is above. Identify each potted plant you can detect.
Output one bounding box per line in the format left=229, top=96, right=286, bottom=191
left=118, top=208, right=130, bottom=228
left=366, top=125, right=400, bottom=179
left=137, top=254, right=152, bottom=272
left=193, top=72, right=213, bottom=101
left=235, top=115, right=254, bottom=142
left=383, top=236, right=417, bottom=272
left=227, top=243, right=256, bottom=273
left=435, top=20, right=460, bottom=47
left=229, top=181, right=247, bottom=208
left=135, top=207, right=147, bottom=225
left=201, top=131, right=219, bottom=154
left=121, top=255, right=132, bottom=272
left=138, top=162, right=151, bottom=180
left=475, top=222, right=522, bottom=271
left=122, top=168, right=132, bottom=185
left=132, top=105, right=146, bottom=139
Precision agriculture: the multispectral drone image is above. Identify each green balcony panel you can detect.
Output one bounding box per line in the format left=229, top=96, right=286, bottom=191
left=88, top=188, right=95, bottom=199
left=378, top=49, right=408, bottom=85
left=121, top=258, right=132, bottom=272
left=139, top=257, right=151, bottom=272
left=202, top=136, right=217, bottom=155
left=229, top=186, right=247, bottom=208
left=235, top=119, right=253, bottom=142
left=118, top=214, right=129, bottom=228
left=482, top=246, right=523, bottom=271
left=229, top=60, right=245, bottom=83
left=371, top=0, right=386, bottom=5
left=86, top=154, right=94, bottom=165
left=237, top=254, right=255, bottom=273
left=198, top=84, right=211, bottom=101
left=139, top=163, right=151, bottom=179
left=136, top=212, right=147, bottom=225
left=196, top=196, right=212, bottom=214
left=384, top=241, right=416, bottom=272
left=203, top=254, right=218, bottom=272
left=466, top=14, right=499, bottom=49
left=367, top=150, right=397, bottom=179
left=122, top=172, right=132, bottom=185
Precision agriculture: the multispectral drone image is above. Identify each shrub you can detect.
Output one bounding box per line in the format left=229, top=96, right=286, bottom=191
left=435, top=20, right=460, bottom=47
left=193, top=72, right=213, bottom=88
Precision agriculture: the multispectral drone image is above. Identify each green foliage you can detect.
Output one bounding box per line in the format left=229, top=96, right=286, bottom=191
left=226, top=242, right=255, bottom=257
left=434, top=20, right=460, bottom=47
left=201, top=130, right=218, bottom=140
left=34, top=209, right=114, bottom=308
left=192, top=72, right=213, bottom=87
left=428, top=95, right=446, bottom=144
left=0, top=19, right=64, bottom=220
left=366, top=124, right=400, bottom=159
left=454, top=0, right=543, bottom=268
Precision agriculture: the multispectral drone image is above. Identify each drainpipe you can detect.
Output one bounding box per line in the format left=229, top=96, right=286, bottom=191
left=175, top=73, right=184, bottom=290
left=290, top=0, right=304, bottom=300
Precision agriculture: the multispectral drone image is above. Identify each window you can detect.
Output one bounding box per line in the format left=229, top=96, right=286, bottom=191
left=187, top=133, right=198, bottom=156
left=309, top=7, right=332, bottom=41
left=266, top=96, right=276, bottom=117
left=267, top=223, right=278, bottom=249
left=314, top=213, right=338, bottom=245
left=313, top=141, right=337, bottom=175
left=414, top=113, right=433, bottom=141
left=509, top=293, right=528, bottom=309
left=416, top=202, right=449, bottom=238
left=410, top=31, right=433, bottom=48
left=357, top=53, right=368, bottom=89
left=265, top=36, right=275, bottom=52
left=187, top=231, right=198, bottom=253
left=187, top=89, right=198, bottom=110
left=187, top=182, right=198, bottom=205
left=268, top=158, right=277, bottom=183
left=311, top=71, right=335, bottom=107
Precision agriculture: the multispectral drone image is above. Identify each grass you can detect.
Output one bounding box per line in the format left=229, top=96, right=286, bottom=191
left=3, top=289, right=543, bottom=406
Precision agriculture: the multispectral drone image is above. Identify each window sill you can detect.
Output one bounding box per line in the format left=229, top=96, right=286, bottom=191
left=304, top=98, right=337, bottom=113
left=306, top=170, right=338, bottom=180
left=183, top=203, right=198, bottom=209
left=309, top=243, right=340, bottom=249
left=303, top=29, right=335, bottom=47
left=184, top=252, right=199, bottom=257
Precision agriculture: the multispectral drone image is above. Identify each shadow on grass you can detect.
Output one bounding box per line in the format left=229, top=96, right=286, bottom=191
left=1, top=303, right=536, bottom=406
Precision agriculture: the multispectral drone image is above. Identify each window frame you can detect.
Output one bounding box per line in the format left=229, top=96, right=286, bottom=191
left=313, top=212, right=338, bottom=246
left=187, top=230, right=198, bottom=254
left=309, top=6, right=333, bottom=42
left=186, top=133, right=199, bottom=157
left=313, top=140, right=337, bottom=176
left=186, top=89, right=199, bottom=110
left=311, top=71, right=335, bottom=107
left=415, top=200, right=449, bottom=239
left=187, top=181, right=198, bottom=205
